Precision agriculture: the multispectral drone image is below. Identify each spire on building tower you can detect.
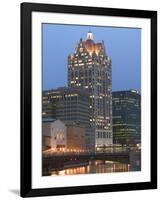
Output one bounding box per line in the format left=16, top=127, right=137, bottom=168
left=87, top=31, right=94, bottom=40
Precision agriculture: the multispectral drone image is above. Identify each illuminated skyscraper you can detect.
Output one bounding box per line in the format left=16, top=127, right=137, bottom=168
left=68, top=32, right=113, bottom=149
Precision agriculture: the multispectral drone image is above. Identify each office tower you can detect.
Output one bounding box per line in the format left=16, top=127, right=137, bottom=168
left=112, top=90, right=141, bottom=145
left=67, top=31, right=113, bottom=150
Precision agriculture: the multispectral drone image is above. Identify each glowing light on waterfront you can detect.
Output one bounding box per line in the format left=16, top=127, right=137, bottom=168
left=43, top=147, right=87, bottom=156
left=51, top=160, right=136, bottom=176
left=128, top=164, right=131, bottom=171
left=58, top=170, right=65, bottom=175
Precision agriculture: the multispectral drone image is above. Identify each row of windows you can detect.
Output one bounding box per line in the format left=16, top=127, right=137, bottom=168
left=52, top=134, right=65, bottom=140
left=96, top=132, right=112, bottom=139
left=69, top=69, right=110, bottom=77
left=57, top=102, right=89, bottom=108
left=51, top=128, right=65, bottom=133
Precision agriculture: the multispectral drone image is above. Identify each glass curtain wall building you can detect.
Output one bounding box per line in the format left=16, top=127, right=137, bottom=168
left=112, top=90, right=141, bottom=146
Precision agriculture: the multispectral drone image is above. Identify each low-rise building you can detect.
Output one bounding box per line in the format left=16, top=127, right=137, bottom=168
left=66, top=122, right=86, bottom=151
left=42, top=119, right=66, bottom=151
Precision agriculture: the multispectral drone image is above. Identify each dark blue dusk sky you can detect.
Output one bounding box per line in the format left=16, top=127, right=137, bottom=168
left=42, top=24, right=141, bottom=91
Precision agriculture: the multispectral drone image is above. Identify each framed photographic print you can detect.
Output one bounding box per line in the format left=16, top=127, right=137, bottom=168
left=21, top=2, right=157, bottom=197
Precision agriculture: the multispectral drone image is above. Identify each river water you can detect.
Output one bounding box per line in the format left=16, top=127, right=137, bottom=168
left=51, top=152, right=141, bottom=176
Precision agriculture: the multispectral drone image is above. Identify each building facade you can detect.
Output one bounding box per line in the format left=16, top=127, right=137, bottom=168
left=66, top=122, right=86, bottom=151
left=42, top=87, right=94, bottom=150
left=112, top=90, right=141, bottom=145
left=42, top=119, right=67, bottom=151
left=42, top=87, right=89, bottom=123
left=67, top=31, right=113, bottom=149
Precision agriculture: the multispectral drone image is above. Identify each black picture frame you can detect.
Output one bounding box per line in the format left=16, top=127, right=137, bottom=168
left=21, top=2, right=157, bottom=197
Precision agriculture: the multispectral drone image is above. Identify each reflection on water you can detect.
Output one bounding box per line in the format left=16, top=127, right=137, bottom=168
left=51, top=159, right=140, bottom=176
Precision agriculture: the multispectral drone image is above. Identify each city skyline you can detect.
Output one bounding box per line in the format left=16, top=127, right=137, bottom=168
left=42, top=26, right=141, bottom=176
left=42, top=24, right=141, bottom=91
